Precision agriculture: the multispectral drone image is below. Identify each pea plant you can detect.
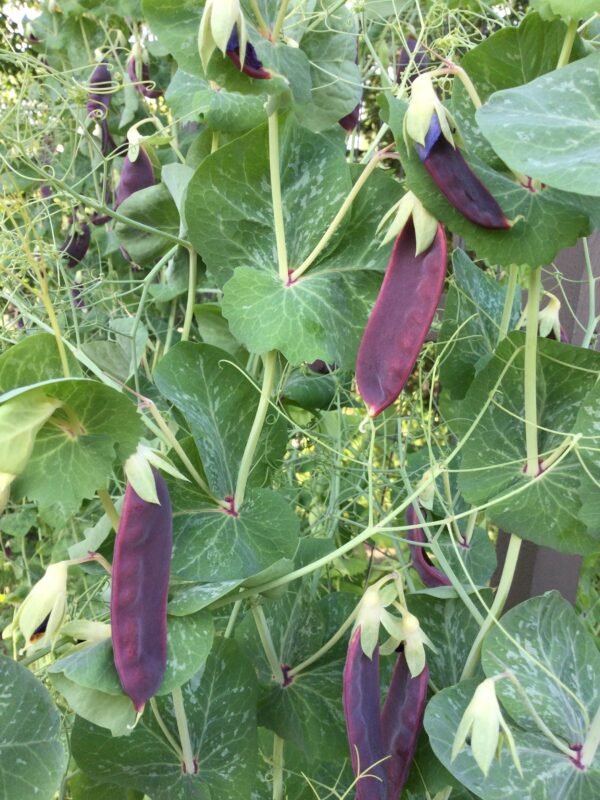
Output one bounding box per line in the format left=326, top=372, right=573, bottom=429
left=1, top=1, right=600, bottom=799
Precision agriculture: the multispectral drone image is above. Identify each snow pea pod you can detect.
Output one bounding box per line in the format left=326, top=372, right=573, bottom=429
left=356, top=219, right=447, bottom=417
left=111, top=468, right=172, bottom=712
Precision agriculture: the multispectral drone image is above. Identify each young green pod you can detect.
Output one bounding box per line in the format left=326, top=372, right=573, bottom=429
left=415, top=113, right=510, bottom=230
left=381, top=650, right=429, bottom=798
left=111, top=468, right=172, bottom=712
left=343, top=626, right=389, bottom=799
left=356, top=219, right=447, bottom=417
left=405, top=505, right=450, bottom=588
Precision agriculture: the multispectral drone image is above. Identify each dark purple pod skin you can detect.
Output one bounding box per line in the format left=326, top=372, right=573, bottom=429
left=59, top=223, right=90, bottom=268
left=396, top=37, right=429, bottom=85
left=87, top=62, right=112, bottom=119
left=226, top=27, right=271, bottom=79
left=381, top=650, right=429, bottom=799
left=356, top=220, right=447, bottom=417
left=405, top=505, right=450, bottom=588
left=111, top=469, right=173, bottom=712
left=343, top=626, right=389, bottom=799
left=127, top=56, right=163, bottom=99
left=339, top=104, right=360, bottom=133
left=415, top=113, right=510, bottom=230
left=115, top=148, right=155, bottom=208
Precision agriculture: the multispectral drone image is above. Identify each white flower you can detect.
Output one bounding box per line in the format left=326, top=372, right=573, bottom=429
left=2, top=561, right=69, bottom=654
left=377, top=191, right=439, bottom=254
left=538, top=294, right=561, bottom=340
left=198, top=0, right=247, bottom=72
left=452, top=678, right=522, bottom=776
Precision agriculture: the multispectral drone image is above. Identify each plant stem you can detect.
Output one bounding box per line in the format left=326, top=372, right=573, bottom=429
left=211, top=130, right=220, bottom=153
left=524, top=268, right=541, bottom=476
left=252, top=604, right=284, bottom=684
left=557, top=19, right=578, bottom=69
left=149, top=698, right=184, bottom=760
left=498, top=264, right=519, bottom=343
left=288, top=607, right=358, bottom=678
left=97, top=488, right=120, bottom=531
left=181, top=248, right=197, bottom=342
left=272, top=0, right=290, bottom=40
left=272, top=735, right=284, bottom=800
left=224, top=600, right=242, bottom=638
left=502, top=672, right=576, bottom=759
left=171, top=687, right=195, bottom=774
left=460, top=534, right=522, bottom=680
left=234, top=351, right=277, bottom=510
left=291, top=148, right=393, bottom=281
left=581, top=238, right=597, bottom=349
left=581, top=702, right=600, bottom=767
left=250, top=0, right=270, bottom=36
left=268, top=112, right=289, bottom=282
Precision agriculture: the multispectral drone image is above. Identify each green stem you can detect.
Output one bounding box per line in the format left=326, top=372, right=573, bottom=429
left=171, top=687, right=195, bottom=774
left=504, top=672, right=576, bottom=758
left=581, top=702, right=600, bottom=767
left=524, top=269, right=542, bottom=476
left=224, top=600, right=242, bottom=639
left=149, top=698, right=184, bottom=760
left=234, top=351, right=277, bottom=510
left=97, top=488, right=120, bottom=532
left=288, top=607, right=358, bottom=678
left=250, top=0, right=270, bottom=36
left=460, top=534, right=522, bottom=680
left=272, top=735, right=284, bottom=800
left=181, top=248, right=197, bottom=342
left=291, top=149, right=391, bottom=281
left=498, top=265, right=519, bottom=343
left=131, top=246, right=178, bottom=394
left=272, top=0, right=290, bottom=40
left=252, top=604, right=284, bottom=684
left=463, top=509, right=477, bottom=545
left=582, top=238, right=597, bottom=349
left=362, top=16, right=392, bottom=90
left=268, top=112, right=289, bottom=282
left=557, top=19, right=578, bottom=69
left=211, top=130, right=220, bottom=153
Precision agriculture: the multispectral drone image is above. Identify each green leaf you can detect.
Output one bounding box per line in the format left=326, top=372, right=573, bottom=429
left=425, top=678, right=600, bottom=800
left=574, top=379, right=600, bottom=530
left=168, top=482, right=299, bottom=582
left=194, top=303, right=246, bottom=358
left=115, top=183, right=180, bottom=266
left=184, top=118, right=352, bottom=288
left=531, top=0, right=600, bottom=22
left=154, top=343, right=286, bottom=497
left=168, top=580, right=244, bottom=616
left=407, top=591, right=493, bottom=688
left=82, top=318, right=148, bottom=383
left=49, top=673, right=138, bottom=737
left=477, top=52, right=600, bottom=198
left=69, top=772, right=140, bottom=800
left=439, top=526, right=497, bottom=589
left=0, top=333, right=81, bottom=392
left=236, top=588, right=354, bottom=759
left=451, top=13, right=588, bottom=168
left=0, top=655, right=68, bottom=800
left=222, top=266, right=381, bottom=368
left=49, top=612, right=214, bottom=702
left=383, top=97, right=594, bottom=268
left=0, top=392, right=63, bottom=477
left=5, top=379, right=143, bottom=521
left=439, top=250, right=521, bottom=400
left=456, top=333, right=600, bottom=554
left=295, top=4, right=361, bottom=131
left=71, top=639, right=258, bottom=800
left=482, top=592, right=600, bottom=744
left=142, top=0, right=202, bottom=77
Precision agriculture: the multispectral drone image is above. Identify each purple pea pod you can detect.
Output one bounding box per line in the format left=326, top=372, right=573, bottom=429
left=127, top=55, right=163, bottom=99
left=59, top=222, right=90, bottom=268
left=226, top=26, right=271, bottom=79
left=381, top=649, right=429, bottom=798
left=396, top=37, right=429, bottom=85
left=415, top=112, right=510, bottom=230
left=405, top=504, right=450, bottom=588
left=343, top=626, right=389, bottom=799
left=115, top=147, right=155, bottom=208
left=87, top=61, right=113, bottom=120
left=339, top=104, right=361, bottom=133
left=40, top=185, right=52, bottom=200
